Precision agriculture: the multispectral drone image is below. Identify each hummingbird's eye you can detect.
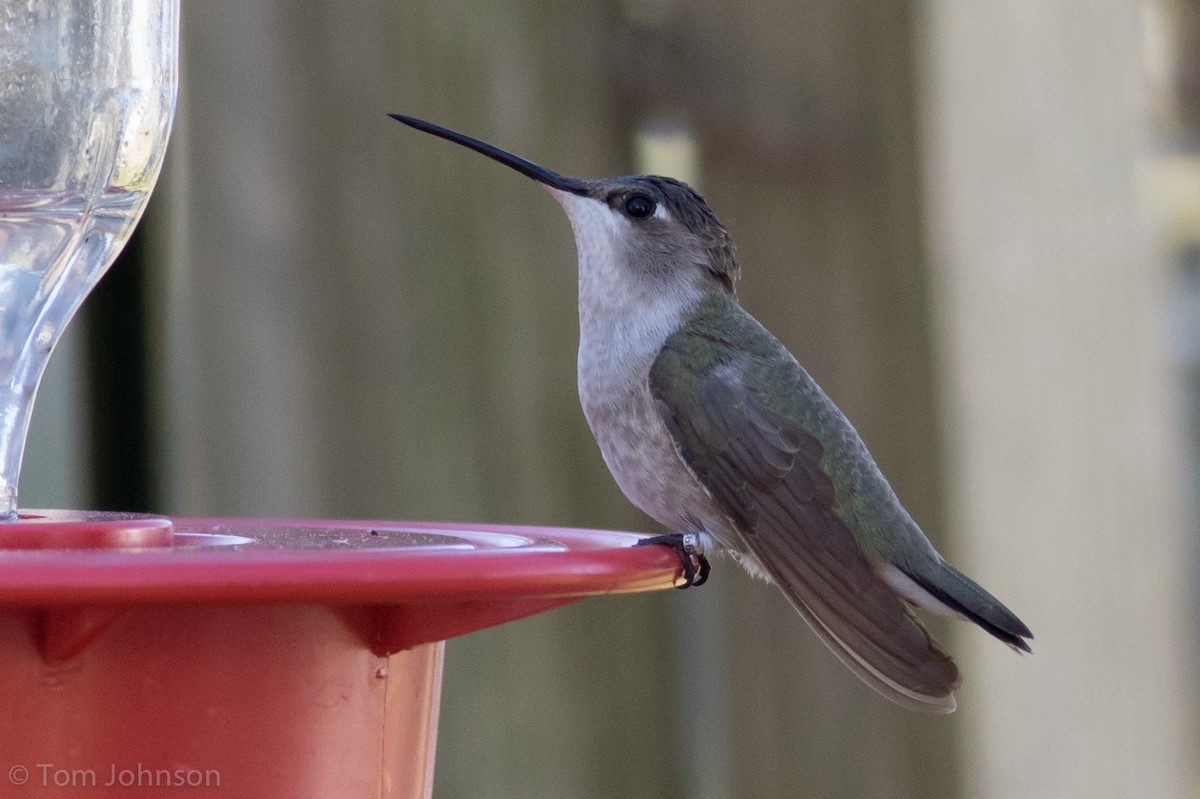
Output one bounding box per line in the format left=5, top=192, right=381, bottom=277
left=624, top=194, right=656, bottom=219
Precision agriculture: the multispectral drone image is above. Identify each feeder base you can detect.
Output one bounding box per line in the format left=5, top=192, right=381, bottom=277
left=0, top=605, right=443, bottom=798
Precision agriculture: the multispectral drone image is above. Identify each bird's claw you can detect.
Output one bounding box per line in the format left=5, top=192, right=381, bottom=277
left=635, top=533, right=711, bottom=589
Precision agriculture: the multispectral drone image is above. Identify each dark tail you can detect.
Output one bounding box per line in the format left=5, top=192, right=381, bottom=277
left=906, top=562, right=1033, bottom=653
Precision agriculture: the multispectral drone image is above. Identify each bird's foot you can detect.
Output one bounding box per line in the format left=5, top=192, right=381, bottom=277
left=635, top=533, right=710, bottom=589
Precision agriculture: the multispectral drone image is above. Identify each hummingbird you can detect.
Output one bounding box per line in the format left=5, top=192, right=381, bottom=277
left=390, top=114, right=1032, bottom=713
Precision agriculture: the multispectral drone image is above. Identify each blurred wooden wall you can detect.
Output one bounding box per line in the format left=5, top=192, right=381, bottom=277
left=920, top=2, right=1196, bottom=796
left=25, top=0, right=1189, bottom=797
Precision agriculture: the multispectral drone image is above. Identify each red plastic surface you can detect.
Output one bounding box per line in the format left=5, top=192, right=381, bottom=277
left=0, top=516, right=682, bottom=606
left=0, top=511, right=684, bottom=798
left=0, top=510, right=172, bottom=549
left=0, top=605, right=445, bottom=798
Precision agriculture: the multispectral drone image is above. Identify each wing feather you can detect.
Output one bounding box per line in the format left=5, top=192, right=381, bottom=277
left=651, top=340, right=961, bottom=713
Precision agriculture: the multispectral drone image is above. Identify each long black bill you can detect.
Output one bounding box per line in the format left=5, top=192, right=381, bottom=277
left=389, top=114, right=588, bottom=195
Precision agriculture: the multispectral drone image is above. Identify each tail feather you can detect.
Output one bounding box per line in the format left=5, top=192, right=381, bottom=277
left=903, top=561, right=1033, bottom=653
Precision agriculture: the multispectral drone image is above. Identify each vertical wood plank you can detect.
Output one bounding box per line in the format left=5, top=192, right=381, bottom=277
left=919, top=2, right=1198, bottom=796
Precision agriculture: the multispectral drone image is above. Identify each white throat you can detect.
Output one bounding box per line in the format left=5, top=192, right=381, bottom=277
left=550, top=189, right=700, bottom=334
left=548, top=188, right=704, bottom=405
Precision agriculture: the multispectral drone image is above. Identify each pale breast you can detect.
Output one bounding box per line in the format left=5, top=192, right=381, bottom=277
left=577, top=307, right=728, bottom=537
left=580, top=368, right=717, bottom=531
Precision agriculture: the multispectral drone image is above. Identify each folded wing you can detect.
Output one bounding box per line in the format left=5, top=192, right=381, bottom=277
left=651, top=339, right=961, bottom=713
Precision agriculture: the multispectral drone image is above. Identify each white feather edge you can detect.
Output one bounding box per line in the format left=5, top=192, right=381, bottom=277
left=876, top=563, right=969, bottom=620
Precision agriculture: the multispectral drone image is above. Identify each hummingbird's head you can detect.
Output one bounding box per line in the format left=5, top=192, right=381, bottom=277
left=550, top=174, right=739, bottom=296
left=390, top=114, right=739, bottom=298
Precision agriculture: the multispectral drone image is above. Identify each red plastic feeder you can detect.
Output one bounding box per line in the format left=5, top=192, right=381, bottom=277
left=0, top=511, right=683, bottom=797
